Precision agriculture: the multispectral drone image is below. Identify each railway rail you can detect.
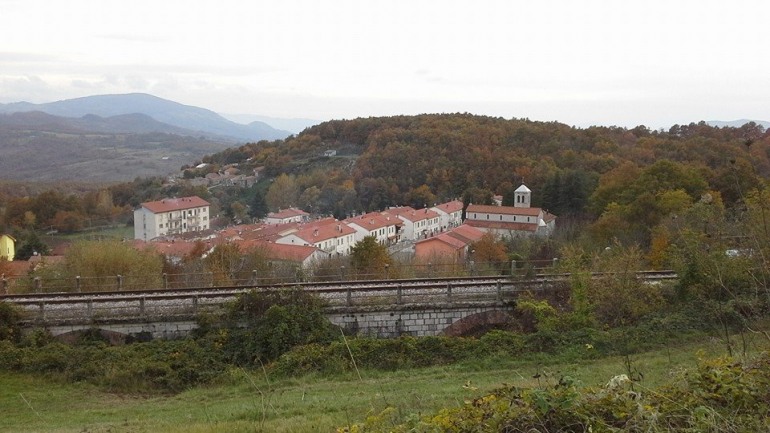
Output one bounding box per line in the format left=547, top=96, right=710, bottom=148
left=0, top=271, right=677, bottom=326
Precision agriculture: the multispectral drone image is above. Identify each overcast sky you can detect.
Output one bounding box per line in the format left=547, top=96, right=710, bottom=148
left=1, top=0, right=768, bottom=128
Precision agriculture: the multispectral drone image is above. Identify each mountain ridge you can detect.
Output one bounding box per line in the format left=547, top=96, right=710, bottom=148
left=0, top=93, right=292, bottom=141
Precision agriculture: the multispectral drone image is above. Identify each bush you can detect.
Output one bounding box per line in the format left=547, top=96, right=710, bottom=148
left=342, top=353, right=770, bottom=432
left=0, top=302, right=22, bottom=343
left=201, top=288, right=340, bottom=366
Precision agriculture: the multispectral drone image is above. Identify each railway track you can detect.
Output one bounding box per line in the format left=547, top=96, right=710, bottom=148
left=0, top=271, right=677, bottom=326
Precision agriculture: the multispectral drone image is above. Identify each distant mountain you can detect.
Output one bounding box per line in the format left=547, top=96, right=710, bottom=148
left=222, top=113, right=321, bottom=134
left=706, top=119, right=770, bottom=129
left=0, top=111, right=200, bottom=135
left=0, top=93, right=292, bottom=141
left=0, top=111, right=236, bottom=182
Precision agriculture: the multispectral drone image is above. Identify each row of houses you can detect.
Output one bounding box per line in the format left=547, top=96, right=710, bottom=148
left=129, top=184, right=555, bottom=270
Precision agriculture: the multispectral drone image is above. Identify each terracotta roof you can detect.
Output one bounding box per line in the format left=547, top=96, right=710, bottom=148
left=267, top=208, right=309, bottom=219
left=293, top=221, right=356, bottom=243
left=239, top=240, right=322, bottom=263
left=141, top=196, right=210, bottom=213
left=445, top=224, right=486, bottom=243
left=386, top=206, right=440, bottom=222
left=432, top=200, right=464, bottom=214
left=132, top=239, right=203, bottom=258
left=466, top=204, right=543, bottom=217
left=464, top=220, right=539, bottom=232
left=1, top=260, right=32, bottom=278
left=416, top=233, right=467, bottom=250
left=345, top=212, right=399, bottom=230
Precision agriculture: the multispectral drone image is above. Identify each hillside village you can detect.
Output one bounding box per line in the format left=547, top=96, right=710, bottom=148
left=128, top=184, right=556, bottom=274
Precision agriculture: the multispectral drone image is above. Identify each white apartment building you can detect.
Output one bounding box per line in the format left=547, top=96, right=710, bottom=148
left=134, top=196, right=211, bottom=240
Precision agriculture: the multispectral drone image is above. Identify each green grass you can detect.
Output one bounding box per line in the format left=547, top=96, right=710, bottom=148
left=2, top=332, right=767, bottom=433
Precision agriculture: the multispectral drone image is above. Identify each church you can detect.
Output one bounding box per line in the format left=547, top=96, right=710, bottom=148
left=464, top=184, right=556, bottom=238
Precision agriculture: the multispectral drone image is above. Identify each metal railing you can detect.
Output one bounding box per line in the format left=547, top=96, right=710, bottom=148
left=1, top=259, right=564, bottom=295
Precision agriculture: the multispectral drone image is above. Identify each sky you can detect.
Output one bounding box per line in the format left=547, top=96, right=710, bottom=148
left=1, top=0, right=769, bottom=128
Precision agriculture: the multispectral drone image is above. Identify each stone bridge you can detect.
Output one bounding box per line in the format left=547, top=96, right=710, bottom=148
left=2, top=271, right=675, bottom=343
left=5, top=278, right=539, bottom=342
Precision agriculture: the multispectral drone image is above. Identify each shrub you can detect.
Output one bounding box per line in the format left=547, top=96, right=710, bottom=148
left=203, top=288, right=340, bottom=366
left=0, top=301, right=22, bottom=343
left=341, top=353, right=770, bottom=432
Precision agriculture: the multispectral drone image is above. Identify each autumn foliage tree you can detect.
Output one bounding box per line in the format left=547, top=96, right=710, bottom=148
left=350, top=236, right=392, bottom=279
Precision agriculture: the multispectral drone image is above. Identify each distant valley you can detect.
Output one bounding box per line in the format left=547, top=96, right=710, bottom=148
left=0, top=93, right=295, bottom=183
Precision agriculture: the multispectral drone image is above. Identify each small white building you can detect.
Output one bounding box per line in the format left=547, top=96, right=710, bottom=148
left=345, top=212, right=399, bottom=245
left=265, top=208, right=310, bottom=225
left=384, top=207, right=441, bottom=241
left=431, top=200, right=464, bottom=230
left=134, top=196, right=211, bottom=240
left=275, top=219, right=357, bottom=256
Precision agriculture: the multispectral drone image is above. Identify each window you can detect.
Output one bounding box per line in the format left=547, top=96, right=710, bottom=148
left=500, top=215, right=503, bottom=220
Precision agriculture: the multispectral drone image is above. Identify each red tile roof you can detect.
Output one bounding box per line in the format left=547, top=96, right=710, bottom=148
left=345, top=212, right=399, bottom=230
left=464, top=220, right=539, bottom=232
left=239, top=240, right=322, bottom=263
left=416, top=233, right=467, bottom=250
left=445, top=224, right=486, bottom=243
left=432, top=200, right=463, bottom=214
left=267, top=208, right=309, bottom=219
left=141, top=196, right=210, bottom=213
left=1, top=260, right=32, bottom=278
left=386, top=206, right=439, bottom=222
left=466, top=204, right=542, bottom=217
left=293, top=221, right=356, bottom=243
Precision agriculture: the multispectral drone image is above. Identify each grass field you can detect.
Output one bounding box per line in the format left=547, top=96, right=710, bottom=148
left=2, top=332, right=767, bottom=433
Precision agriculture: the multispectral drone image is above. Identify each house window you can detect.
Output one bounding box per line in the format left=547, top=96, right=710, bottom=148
left=486, top=215, right=489, bottom=220
left=500, top=215, right=503, bottom=220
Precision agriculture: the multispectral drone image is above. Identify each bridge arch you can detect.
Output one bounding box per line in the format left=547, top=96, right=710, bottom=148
left=441, top=309, right=515, bottom=337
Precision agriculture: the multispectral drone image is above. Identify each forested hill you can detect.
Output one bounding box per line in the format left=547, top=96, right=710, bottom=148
left=205, top=114, right=768, bottom=219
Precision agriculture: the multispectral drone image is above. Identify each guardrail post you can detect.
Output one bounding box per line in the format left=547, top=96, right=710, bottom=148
left=552, top=257, right=559, bottom=268
left=446, top=283, right=453, bottom=303
left=75, top=276, right=81, bottom=292
left=496, top=279, right=502, bottom=302
left=87, top=298, right=93, bottom=319
left=192, top=295, right=199, bottom=312
left=116, top=275, right=123, bottom=291
left=397, top=284, right=402, bottom=305
left=511, top=260, right=517, bottom=277
left=428, top=262, right=433, bottom=277
left=346, top=287, right=352, bottom=306
left=252, top=269, right=258, bottom=284
left=38, top=302, right=45, bottom=321
left=1, top=277, right=7, bottom=294
left=163, top=273, right=168, bottom=289
left=34, top=277, right=41, bottom=293
left=139, top=297, right=146, bottom=316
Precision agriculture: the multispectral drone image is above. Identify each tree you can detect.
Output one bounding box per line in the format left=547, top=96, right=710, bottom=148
left=59, top=240, right=163, bottom=291
left=204, top=243, right=244, bottom=286
left=14, top=231, right=50, bottom=261
left=350, top=236, right=392, bottom=279
left=469, top=233, right=509, bottom=274
left=406, top=185, right=436, bottom=209
left=265, top=174, right=299, bottom=212
left=230, top=201, right=248, bottom=223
